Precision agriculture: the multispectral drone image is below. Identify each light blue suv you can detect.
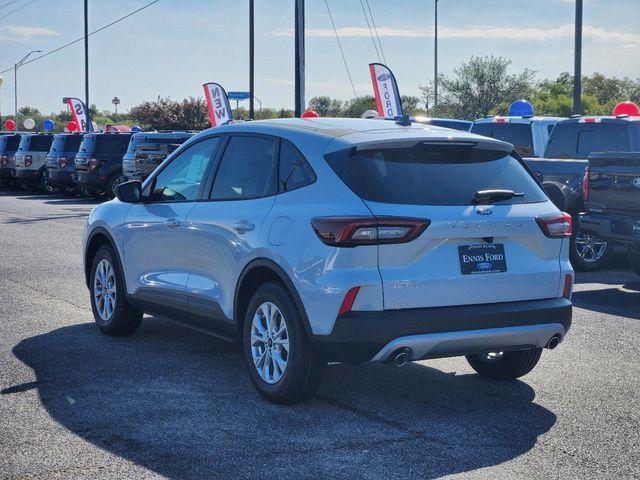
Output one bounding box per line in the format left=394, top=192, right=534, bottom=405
left=83, top=118, right=574, bottom=403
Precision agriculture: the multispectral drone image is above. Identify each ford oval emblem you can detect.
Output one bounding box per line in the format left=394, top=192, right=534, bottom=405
left=477, top=262, right=493, bottom=271
left=475, top=208, right=493, bottom=215
left=633, top=177, right=640, bottom=188
left=377, top=73, right=390, bottom=81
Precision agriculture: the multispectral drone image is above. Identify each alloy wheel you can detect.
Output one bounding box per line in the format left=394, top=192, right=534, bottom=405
left=250, top=301, right=289, bottom=384
left=94, top=258, right=117, bottom=322
left=574, top=232, right=608, bottom=263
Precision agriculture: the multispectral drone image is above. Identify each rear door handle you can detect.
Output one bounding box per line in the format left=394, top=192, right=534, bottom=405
left=163, top=217, right=182, bottom=229
left=233, top=220, right=255, bottom=234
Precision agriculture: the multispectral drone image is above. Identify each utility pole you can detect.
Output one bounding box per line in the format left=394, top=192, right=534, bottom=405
left=434, top=0, right=438, bottom=110
left=249, top=0, right=255, bottom=119
left=84, top=0, right=89, bottom=109
left=573, top=0, right=583, bottom=115
left=294, top=0, right=305, bottom=117
left=14, top=51, right=41, bottom=130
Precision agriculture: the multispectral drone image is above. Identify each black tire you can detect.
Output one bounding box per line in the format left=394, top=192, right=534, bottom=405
left=106, top=174, right=123, bottom=200
left=242, top=282, right=325, bottom=404
left=571, top=230, right=613, bottom=271
left=466, top=348, right=542, bottom=380
left=89, top=245, right=142, bottom=336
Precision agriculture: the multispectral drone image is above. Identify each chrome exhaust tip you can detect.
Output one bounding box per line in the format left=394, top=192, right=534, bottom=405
left=546, top=335, right=561, bottom=350
left=390, top=347, right=412, bottom=366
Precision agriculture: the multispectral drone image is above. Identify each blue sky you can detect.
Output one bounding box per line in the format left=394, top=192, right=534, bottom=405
left=0, top=0, right=639, bottom=116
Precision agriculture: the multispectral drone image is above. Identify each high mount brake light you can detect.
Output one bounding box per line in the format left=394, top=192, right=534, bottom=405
left=582, top=166, right=590, bottom=202
left=536, top=212, right=573, bottom=238
left=311, top=216, right=430, bottom=247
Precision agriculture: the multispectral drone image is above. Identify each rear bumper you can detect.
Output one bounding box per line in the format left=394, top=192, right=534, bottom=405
left=311, top=297, right=572, bottom=363
left=74, top=171, right=105, bottom=191
left=580, top=212, right=640, bottom=250
left=45, top=169, right=75, bottom=187
left=15, top=169, right=40, bottom=182
left=0, top=167, right=14, bottom=179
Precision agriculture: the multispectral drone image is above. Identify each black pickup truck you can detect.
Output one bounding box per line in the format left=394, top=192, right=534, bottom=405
left=523, top=116, right=640, bottom=265
left=577, top=152, right=640, bottom=272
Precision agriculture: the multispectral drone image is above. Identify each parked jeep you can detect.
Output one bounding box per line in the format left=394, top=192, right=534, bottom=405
left=14, top=133, right=55, bottom=191
left=0, top=133, right=22, bottom=187
left=122, top=131, right=195, bottom=182
left=44, top=133, right=84, bottom=193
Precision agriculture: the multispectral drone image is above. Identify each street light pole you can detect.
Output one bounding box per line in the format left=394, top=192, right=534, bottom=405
left=249, top=0, right=255, bottom=119
left=13, top=50, right=41, bottom=130
left=573, top=0, right=583, bottom=115
left=294, top=0, right=305, bottom=117
left=434, top=0, right=438, bottom=110
left=84, top=0, right=90, bottom=109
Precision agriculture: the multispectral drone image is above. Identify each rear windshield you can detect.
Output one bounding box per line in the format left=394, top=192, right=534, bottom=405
left=50, top=135, right=83, bottom=153
left=125, top=134, right=193, bottom=154
left=471, top=123, right=534, bottom=157
left=325, top=143, right=547, bottom=206
left=18, top=135, right=54, bottom=152
left=545, top=123, right=630, bottom=159
left=80, top=134, right=131, bottom=155
left=0, top=135, right=21, bottom=152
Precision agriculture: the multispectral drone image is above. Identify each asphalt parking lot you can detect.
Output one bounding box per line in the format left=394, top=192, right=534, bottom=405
left=0, top=189, right=638, bottom=480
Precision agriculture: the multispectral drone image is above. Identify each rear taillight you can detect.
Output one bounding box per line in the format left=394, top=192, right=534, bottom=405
left=582, top=166, right=590, bottom=202
left=88, top=158, right=100, bottom=170
left=59, top=156, right=68, bottom=169
left=338, top=286, right=361, bottom=315
left=25, top=155, right=32, bottom=167
left=311, top=216, right=430, bottom=247
left=563, top=274, right=573, bottom=299
left=1, top=155, right=7, bottom=166
left=536, top=212, right=573, bottom=238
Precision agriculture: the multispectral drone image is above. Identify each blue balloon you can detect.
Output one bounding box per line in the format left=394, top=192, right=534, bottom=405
left=131, top=125, right=142, bottom=133
left=509, top=99, right=534, bottom=117
left=43, top=119, right=55, bottom=131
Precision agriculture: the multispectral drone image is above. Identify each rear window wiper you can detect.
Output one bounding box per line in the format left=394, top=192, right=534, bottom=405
left=472, top=189, right=525, bottom=205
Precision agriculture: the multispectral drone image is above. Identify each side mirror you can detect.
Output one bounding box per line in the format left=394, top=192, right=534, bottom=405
left=115, top=180, right=142, bottom=203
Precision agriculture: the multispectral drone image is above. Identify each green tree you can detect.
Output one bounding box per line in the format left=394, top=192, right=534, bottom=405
left=342, top=96, right=376, bottom=118
left=308, top=96, right=344, bottom=117
left=420, top=56, right=535, bottom=120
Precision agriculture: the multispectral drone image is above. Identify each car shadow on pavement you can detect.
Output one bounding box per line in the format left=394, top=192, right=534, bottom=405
left=572, top=284, right=640, bottom=320
left=7, top=319, right=556, bottom=479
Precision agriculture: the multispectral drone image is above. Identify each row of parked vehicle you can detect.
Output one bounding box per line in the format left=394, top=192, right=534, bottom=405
left=0, top=130, right=196, bottom=198
left=466, top=106, right=640, bottom=273
left=2, top=104, right=640, bottom=273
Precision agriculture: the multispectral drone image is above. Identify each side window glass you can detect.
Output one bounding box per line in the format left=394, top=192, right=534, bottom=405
left=148, top=137, right=220, bottom=202
left=278, top=140, right=316, bottom=192
left=211, top=136, right=277, bottom=200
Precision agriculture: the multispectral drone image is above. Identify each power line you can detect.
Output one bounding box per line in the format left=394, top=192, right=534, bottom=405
left=359, top=0, right=380, bottom=62
left=0, top=0, right=25, bottom=9
left=0, top=0, right=160, bottom=75
left=365, top=0, right=386, bottom=64
left=0, top=0, right=36, bottom=20
left=323, top=0, right=358, bottom=98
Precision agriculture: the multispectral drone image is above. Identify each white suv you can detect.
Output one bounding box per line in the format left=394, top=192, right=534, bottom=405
left=83, top=118, right=573, bottom=404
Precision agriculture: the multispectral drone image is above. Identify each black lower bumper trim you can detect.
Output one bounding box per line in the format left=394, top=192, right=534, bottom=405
left=311, top=298, right=572, bottom=363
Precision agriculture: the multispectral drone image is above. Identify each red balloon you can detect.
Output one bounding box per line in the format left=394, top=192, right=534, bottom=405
left=4, top=119, right=16, bottom=131
left=301, top=110, right=319, bottom=118
left=67, top=121, right=78, bottom=132
left=612, top=101, right=640, bottom=117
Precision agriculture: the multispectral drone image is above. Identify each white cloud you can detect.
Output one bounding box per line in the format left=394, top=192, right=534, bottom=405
left=0, top=25, right=59, bottom=43
left=270, top=24, right=640, bottom=45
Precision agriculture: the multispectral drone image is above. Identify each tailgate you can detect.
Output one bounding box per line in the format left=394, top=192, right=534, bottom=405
left=365, top=201, right=564, bottom=309
left=589, top=152, right=640, bottom=216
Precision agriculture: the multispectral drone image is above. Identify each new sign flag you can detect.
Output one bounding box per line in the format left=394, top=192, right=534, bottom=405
left=63, top=97, right=94, bottom=132
left=203, top=83, right=233, bottom=127
left=369, top=63, right=403, bottom=119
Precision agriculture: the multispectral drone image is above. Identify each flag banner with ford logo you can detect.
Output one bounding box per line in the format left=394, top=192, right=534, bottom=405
left=369, top=63, right=403, bottom=119
left=63, top=97, right=94, bottom=132
left=203, top=82, right=233, bottom=127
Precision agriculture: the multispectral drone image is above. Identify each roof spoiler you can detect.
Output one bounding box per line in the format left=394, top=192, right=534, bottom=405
left=354, top=138, right=513, bottom=153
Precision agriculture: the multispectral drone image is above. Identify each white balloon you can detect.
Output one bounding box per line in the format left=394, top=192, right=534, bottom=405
left=23, top=118, right=36, bottom=130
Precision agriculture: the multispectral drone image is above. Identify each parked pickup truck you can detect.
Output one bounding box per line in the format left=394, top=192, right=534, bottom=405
left=471, top=116, right=564, bottom=157
left=577, top=152, right=640, bottom=272
left=523, top=116, right=640, bottom=266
